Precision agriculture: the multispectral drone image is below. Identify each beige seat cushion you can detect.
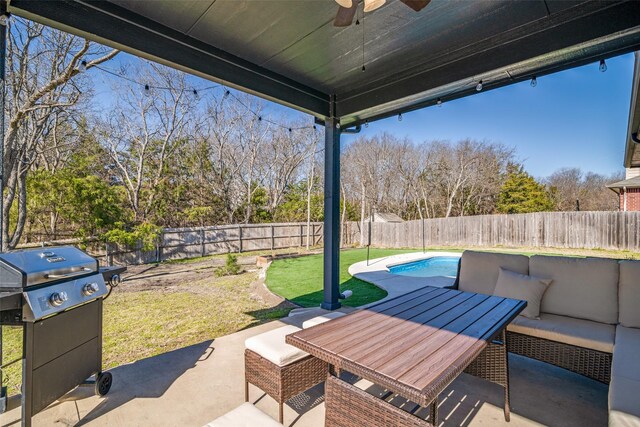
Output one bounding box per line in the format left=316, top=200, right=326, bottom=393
left=244, top=325, right=309, bottom=367
left=302, top=311, right=347, bottom=329
left=530, top=255, right=619, bottom=324
left=493, top=268, right=551, bottom=319
left=205, top=403, right=282, bottom=427
left=609, top=376, right=640, bottom=426
left=507, top=313, right=615, bottom=353
left=458, top=251, right=529, bottom=295
left=612, top=326, right=640, bottom=381
left=619, top=261, right=640, bottom=328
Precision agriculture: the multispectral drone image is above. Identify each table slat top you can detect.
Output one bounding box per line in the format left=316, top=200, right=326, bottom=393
left=287, top=286, right=525, bottom=404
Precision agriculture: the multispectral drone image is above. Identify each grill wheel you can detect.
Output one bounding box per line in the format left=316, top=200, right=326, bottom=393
left=95, top=371, right=113, bottom=396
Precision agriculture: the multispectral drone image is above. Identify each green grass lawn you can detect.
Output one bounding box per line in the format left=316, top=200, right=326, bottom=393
left=266, top=248, right=415, bottom=307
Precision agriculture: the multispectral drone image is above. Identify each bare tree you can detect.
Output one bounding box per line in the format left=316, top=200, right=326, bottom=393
left=104, top=63, right=195, bottom=221
left=3, top=18, right=118, bottom=250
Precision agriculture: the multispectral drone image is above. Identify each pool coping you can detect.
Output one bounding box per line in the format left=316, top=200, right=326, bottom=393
left=348, top=251, right=462, bottom=307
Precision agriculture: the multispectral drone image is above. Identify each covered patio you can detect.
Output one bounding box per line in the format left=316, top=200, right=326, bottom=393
left=7, top=0, right=640, bottom=311
left=0, top=307, right=608, bottom=426
left=1, top=0, right=639, bottom=426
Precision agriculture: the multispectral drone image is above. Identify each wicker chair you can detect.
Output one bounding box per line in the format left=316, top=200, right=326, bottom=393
left=244, top=325, right=327, bottom=423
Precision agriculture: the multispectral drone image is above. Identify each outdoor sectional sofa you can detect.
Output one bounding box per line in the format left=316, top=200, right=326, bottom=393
left=453, top=250, right=640, bottom=427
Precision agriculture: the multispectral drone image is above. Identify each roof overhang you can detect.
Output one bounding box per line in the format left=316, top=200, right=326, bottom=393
left=7, top=0, right=640, bottom=127
left=624, top=52, right=640, bottom=168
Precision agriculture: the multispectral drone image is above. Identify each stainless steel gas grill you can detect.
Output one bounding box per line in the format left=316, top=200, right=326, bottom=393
left=0, top=246, right=125, bottom=427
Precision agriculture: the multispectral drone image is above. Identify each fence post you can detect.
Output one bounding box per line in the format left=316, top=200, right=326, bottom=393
left=300, top=224, right=303, bottom=247
left=270, top=225, right=275, bottom=250
left=238, top=226, right=243, bottom=253
left=200, top=228, right=206, bottom=257
left=158, top=231, right=163, bottom=263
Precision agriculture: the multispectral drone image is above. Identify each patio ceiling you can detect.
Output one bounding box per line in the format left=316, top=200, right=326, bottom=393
left=8, top=0, right=640, bottom=127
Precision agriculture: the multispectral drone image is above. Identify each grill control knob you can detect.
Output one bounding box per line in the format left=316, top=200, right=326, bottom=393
left=49, top=291, right=68, bottom=307
left=82, top=282, right=100, bottom=296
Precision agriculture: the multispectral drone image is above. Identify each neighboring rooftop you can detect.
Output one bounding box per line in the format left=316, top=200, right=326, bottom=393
left=365, top=213, right=404, bottom=223
left=606, top=175, right=640, bottom=190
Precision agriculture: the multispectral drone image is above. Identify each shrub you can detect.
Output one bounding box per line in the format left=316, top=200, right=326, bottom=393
left=215, top=253, right=242, bottom=277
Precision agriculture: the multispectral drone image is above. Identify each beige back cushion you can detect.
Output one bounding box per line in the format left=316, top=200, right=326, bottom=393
left=458, top=251, right=529, bottom=295
left=619, top=260, right=640, bottom=328
left=530, top=255, right=618, bottom=324
left=493, top=268, right=552, bottom=319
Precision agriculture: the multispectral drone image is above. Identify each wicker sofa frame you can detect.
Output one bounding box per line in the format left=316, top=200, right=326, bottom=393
left=244, top=348, right=328, bottom=423
left=506, top=331, right=612, bottom=384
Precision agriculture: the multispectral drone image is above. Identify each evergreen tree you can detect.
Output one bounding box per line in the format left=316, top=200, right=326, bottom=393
left=497, top=165, right=554, bottom=214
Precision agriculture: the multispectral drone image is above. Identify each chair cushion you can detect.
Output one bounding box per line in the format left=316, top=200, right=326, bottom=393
left=205, top=403, right=282, bottom=427
left=612, top=325, right=640, bottom=382
left=302, top=311, right=347, bottom=329
left=493, top=268, right=551, bottom=319
left=609, top=376, right=640, bottom=426
left=619, top=261, right=640, bottom=328
left=458, top=251, right=529, bottom=295
left=507, top=313, right=615, bottom=353
left=244, top=325, right=309, bottom=367
left=530, top=255, right=619, bottom=324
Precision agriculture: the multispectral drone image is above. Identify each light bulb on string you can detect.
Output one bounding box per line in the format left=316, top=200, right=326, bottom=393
left=476, top=80, right=483, bottom=92
left=398, top=113, right=403, bottom=122
left=78, top=60, right=87, bottom=73
left=192, top=88, right=199, bottom=100
left=436, top=98, right=442, bottom=107
left=530, top=76, right=537, bottom=87
left=364, top=120, right=369, bottom=128
left=599, top=59, right=607, bottom=73
left=223, top=89, right=230, bottom=99
left=144, top=84, right=151, bottom=96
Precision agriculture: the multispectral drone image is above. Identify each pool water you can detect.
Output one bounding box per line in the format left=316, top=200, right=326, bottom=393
left=388, top=256, right=460, bottom=278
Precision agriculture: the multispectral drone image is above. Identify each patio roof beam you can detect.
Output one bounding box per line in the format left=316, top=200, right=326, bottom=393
left=322, top=96, right=341, bottom=311
left=8, top=0, right=330, bottom=118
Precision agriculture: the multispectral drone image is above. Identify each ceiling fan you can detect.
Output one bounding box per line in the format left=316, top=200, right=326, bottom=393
left=333, top=0, right=431, bottom=27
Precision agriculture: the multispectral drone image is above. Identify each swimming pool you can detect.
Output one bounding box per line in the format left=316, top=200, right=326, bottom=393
left=388, top=256, right=460, bottom=278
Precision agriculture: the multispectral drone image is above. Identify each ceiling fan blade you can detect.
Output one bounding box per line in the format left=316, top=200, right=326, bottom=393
left=400, top=0, right=431, bottom=12
left=334, top=2, right=358, bottom=27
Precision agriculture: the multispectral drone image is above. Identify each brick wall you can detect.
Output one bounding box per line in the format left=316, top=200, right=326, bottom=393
left=620, top=188, right=640, bottom=211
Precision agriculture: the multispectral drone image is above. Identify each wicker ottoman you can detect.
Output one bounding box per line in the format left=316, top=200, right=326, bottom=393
left=244, top=325, right=328, bottom=423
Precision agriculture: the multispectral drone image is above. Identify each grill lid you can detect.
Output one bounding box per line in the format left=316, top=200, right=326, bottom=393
left=0, top=246, right=98, bottom=288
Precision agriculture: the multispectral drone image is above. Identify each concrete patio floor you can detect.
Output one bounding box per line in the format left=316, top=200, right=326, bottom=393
left=0, top=308, right=607, bottom=427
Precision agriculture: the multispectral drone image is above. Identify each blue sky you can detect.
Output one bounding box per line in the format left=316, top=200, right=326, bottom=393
left=94, top=52, right=635, bottom=178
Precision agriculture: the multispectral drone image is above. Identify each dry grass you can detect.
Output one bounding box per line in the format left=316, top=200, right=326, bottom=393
left=1, top=265, right=292, bottom=395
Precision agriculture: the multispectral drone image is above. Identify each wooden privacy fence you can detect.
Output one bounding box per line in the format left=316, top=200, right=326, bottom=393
left=106, top=222, right=324, bottom=265
left=348, top=211, right=640, bottom=251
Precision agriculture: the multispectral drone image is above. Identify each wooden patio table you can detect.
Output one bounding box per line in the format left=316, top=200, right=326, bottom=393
left=286, top=286, right=526, bottom=426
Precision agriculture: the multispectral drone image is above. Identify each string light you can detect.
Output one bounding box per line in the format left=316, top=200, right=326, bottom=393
left=398, top=113, right=403, bottom=122
left=78, top=60, right=88, bottom=73
left=93, top=64, right=315, bottom=132
left=476, top=80, right=483, bottom=92
left=436, top=98, right=442, bottom=107
left=364, top=119, right=369, bottom=128
left=530, top=76, right=537, bottom=87
left=599, top=59, right=607, bottom=73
